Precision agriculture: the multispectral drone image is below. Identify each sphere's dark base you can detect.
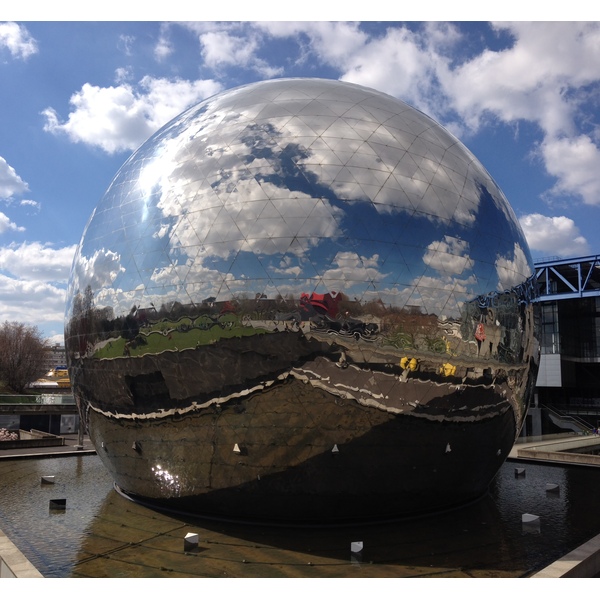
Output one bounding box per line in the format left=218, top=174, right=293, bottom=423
left=114, top=482, right=492, bottom=528
left=89, top=384, right=517, bottom=523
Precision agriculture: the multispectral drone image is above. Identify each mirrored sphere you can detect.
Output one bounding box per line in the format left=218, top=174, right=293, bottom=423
left=65, top=78, right=539, bottom=523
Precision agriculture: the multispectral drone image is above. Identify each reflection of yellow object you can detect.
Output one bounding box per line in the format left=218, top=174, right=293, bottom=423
left=440, top=362, right=456, bottom=377
left=400, top=357, right=418, bottom=371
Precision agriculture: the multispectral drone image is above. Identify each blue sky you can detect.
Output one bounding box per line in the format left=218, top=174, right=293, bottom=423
left=1, top=16, right=599, bottom=343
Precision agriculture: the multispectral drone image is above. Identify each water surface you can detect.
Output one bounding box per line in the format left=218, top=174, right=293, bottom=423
left=1, top=456, right=599, bottom=577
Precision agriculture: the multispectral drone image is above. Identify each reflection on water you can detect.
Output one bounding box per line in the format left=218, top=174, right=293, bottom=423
left=0, top=455, right=599, bottom=577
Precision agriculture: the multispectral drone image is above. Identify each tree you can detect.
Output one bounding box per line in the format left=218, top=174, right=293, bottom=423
left=0, top=321, right=49, bottom=393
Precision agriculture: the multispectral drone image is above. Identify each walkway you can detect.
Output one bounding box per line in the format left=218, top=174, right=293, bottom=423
left=509, top=434, right=600, bottom=466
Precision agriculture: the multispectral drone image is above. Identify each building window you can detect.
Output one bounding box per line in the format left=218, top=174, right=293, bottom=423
left=540, top=302, right=559, bottom=354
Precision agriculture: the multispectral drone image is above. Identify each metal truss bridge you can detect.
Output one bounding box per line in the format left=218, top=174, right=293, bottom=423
left=534, top=254, right=600, bottom=302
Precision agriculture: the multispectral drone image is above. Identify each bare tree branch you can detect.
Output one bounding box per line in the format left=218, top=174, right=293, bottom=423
left=0, top=321, right=49, bottom=393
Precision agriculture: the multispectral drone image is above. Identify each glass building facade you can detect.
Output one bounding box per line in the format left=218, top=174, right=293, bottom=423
left=534, top=256, right=600, bottom=430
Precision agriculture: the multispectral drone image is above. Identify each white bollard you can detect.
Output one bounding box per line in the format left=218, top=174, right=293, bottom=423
left=184, top=532, right=199, bottom=551
left=49, top=499, right=66, bottom=511
left=522, top=513, right=540, bottom=533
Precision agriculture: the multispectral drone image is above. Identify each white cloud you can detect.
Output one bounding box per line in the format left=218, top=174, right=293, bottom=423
left=0, top=156, right=28, bottom=199
left=339, top=28, right=445, bottom=116
left=198, top=28, right=283, bottom=78
left=320, top=251, right=386, bottom=293
left=118, top=34, right=135, bottom=56
left=0, top=241, right=75, bottom=341
left=519, top=213, right=590, bottom=257
left=0, top=212, right=24, bottom=234
left=444, top=23, right=600, bottom=136
left=114, top=67, right=133, bottom=83
left=0, top=272, right=67, bottom=326
left=42, top=76, right=223, bottom=154
left=423, top=236, right=475, bottom=275
left=20, top=199, right=40, bottom=211
left=495, top=242, right=533, bottom=291
left=272, top=256, right=302, bottom=278
left=137, top=110, right=346, bottom=262
left=0, top=242, right=76, bottom=282
left=200, top=30, right=259, bottom=69
left=0, top=22, right=37, bottom=60
left=407, top=272, right=477, bottom=317
left=540, top=135, right=600, bottom=206
left=71, top=247, right=123, bottom=291
left=440, top=23, right=600, bottom=205
left=154, top=25, right=173, bottom=61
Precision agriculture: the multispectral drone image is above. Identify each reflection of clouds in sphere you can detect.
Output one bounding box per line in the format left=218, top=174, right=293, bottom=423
left=321, top=252, right=386, bottom=291
left=495, top=242, right=533, bottom=291
left=65, top=78, right=539, bottom=523
left=71, top=248, right=124, bottom=292
left=68, top=77, right=535, bottom=311
left=423, top=236, right=474, bottom=276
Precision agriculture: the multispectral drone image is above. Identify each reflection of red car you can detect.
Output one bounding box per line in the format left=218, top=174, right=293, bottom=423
left=300, top=291, right=342, bottom=318
left=219, top=300, right=236, bottom=315
left=300, top=292, right=378, bottom=340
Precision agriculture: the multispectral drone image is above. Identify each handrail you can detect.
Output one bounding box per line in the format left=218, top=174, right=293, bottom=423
left=541, top=403, right=595, bottom=433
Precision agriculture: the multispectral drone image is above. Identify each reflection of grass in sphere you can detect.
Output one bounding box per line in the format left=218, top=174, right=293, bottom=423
left=94, top=319, right=268, bottom=359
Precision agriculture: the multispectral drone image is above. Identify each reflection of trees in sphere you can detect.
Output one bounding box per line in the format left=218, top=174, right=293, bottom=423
left=65, top=78, right=539, bottom=523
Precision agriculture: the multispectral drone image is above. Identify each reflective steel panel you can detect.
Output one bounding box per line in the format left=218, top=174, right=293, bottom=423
left=65, top=78, right=539, bottom=523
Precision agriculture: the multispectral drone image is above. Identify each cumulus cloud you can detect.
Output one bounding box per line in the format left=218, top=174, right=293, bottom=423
left=183, top=23, right=283, bottom=78
left=71, top=247, right=124, bottom=292
left=539, top=135, right=600, bottom=206
left=0, top=22, right=37, bottom=60
left=443, top=23, right=600, bottom=134
left=154, top=26, right=173, bottom=61
left=0, top=241, right=75, bottom=342
left=519, top=213, right=590, bottom=257
left=423, top=236, right=475, bottom=276
left=117, top=34, right=135, bottom=56
left=0, top=156, right=28, bottom=199
left=200, top=30, right=259, bottom=69
left=42, top=76, right=223, bottom=154
left=20, top=199, right=40, bottom=211
left=271, top=256, right=302, bottom=278
left=320, top=251, right=386, bottom=294
left=495, top=242, right=533, bottom=291
left=0, top=242, right=76, bottom=282
left=406, top=272, right=477, bottom=317
left=0, top=212, right=24, bottom=234
left=0, top=272, right=67, bottom=326
left=441, top=23, right=600, bottom=204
